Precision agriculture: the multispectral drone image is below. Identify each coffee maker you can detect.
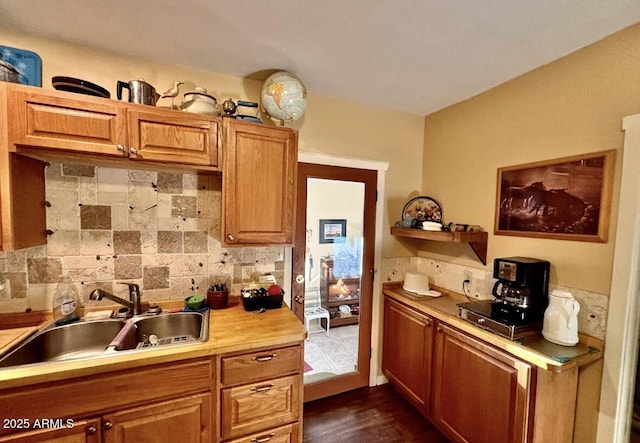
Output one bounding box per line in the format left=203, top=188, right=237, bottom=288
left=491, top=257, right=550, bottom=325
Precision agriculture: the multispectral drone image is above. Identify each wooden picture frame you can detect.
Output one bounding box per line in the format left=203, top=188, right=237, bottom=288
left=319, top=219, right=347, bottom=243
left=495, top=149, right=615, bottom=242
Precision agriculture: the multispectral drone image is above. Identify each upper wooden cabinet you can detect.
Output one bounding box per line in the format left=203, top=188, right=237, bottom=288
left=6, top=84, right=219, bottom=169
left=126, top=108, right=219, bottom=167
left=222, top=118, right=298, bottom=246
left=0, top=84, right=47, bottom=251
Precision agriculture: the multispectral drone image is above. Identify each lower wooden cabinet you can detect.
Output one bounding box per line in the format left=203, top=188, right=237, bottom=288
left=432, top=323, right=534, bottom=443
left=382, top=296, right=535, bottom=443
left=0, top=418, right=100, bottom=443
left=0, top=358, right=213, bottom=443
left=382, top=297, right=433, bottom=413
left=0, top=393, right=212, bottom=443
left=220, top=375, right=300, bottom=440
left=103, top=393, right=211, bottom=443
left=218, top=344, right=304, bottom=443
left=0, top=340, right=305, bottom=443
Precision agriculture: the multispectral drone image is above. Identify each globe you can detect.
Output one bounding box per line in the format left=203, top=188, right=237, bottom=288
left=260, top=71, right=307, bottom=125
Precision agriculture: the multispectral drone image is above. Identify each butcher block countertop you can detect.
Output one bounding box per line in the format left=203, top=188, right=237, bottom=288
left=382, top=282, right=603, bottom=373
left=0, top=299, right=306, bottom=390
left=0, top=327, right=38, bottom=357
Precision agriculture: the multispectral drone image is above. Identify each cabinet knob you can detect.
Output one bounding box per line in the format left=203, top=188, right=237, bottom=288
left=86, top=426, right=97, bottom=435
left=251, top=433, right=276, bottom=443
left=103, top=421, right=113, bottom=431
left=252, top=353, right=277, bottom=362
left=251, top=383, right=275, bottom=393
left=227, top=234, right=235, bottom=241
left=117, top=144, right=126, bottom=153
left=129, top=147, right=138, bottom=155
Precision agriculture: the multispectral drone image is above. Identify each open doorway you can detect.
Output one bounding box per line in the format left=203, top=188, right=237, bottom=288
left=291, top=162, right=377, bottom=402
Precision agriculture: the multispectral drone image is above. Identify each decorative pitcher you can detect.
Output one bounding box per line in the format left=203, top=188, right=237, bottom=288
left=117, top=79, right=160, bottom=105
left=542, top=289, right=580, bottom=346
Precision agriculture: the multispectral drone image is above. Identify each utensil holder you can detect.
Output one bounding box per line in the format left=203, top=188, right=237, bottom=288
left=207, top=289, right=229, bottom=310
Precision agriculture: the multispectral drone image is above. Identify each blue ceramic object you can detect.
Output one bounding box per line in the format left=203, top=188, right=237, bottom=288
left=0, top=45, right=42, bottom=86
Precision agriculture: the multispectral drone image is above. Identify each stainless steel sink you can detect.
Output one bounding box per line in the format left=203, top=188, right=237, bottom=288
left=119, top=312, right=209, bottom=350
left=0, top=319, right=126, bottom=368
left=0, top=311, right=209, bottom=368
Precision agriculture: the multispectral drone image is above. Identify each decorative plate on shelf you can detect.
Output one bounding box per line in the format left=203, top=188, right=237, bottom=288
left=402, top=196, right=443, bottom=223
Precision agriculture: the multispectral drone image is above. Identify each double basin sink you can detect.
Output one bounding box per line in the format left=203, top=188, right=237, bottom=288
left=0, top=311, right=209, bottom=369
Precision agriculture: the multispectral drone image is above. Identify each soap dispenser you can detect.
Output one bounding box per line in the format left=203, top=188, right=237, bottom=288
left=52, top=276, right=80, bottom=326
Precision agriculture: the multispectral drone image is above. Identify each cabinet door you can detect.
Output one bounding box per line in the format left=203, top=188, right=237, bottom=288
left=8, top=87, right=127, bottom=156
left=220, top=375, right=301, bottom=440
left=222, top=119, right=297, bottom=246
left=126, top=108, right=219, bottom=167
left=0, top=418, right=101, bottom=443
left=433, top=323, right=534, bottom=443
left=102, top=393, right=211, bottom=443
left=382, top=297, right=433, bottom=414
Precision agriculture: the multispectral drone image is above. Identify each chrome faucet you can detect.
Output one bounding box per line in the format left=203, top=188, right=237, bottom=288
left=89, top=282, right=142, bottom=316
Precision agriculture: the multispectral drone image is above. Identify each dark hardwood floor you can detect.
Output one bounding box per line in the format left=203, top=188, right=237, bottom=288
left=303, top=383, right=450, bottom=442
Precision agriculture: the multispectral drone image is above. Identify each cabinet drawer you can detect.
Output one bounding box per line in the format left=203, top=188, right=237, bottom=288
left=221, top=375, right=301, bottom=440
left=221, top=345, right=301, bottom=386
left=224, top=422, right=300, bottom=443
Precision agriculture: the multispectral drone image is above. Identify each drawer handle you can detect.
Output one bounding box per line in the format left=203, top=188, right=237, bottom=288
left=251, top=433, right=276, bottom=442
left=252, top=353, right=277, bottom=362
left=251, top=384, right=274, bottom=393
left=129, top=147, right=138, bottom=155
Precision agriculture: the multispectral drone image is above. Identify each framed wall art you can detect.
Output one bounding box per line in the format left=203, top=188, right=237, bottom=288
left=494, top=149, right=615, bottom=242
left=319, top=219, right=346, bottom=243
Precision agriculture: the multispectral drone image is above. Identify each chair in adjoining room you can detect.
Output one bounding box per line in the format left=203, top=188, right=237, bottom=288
left=303, top=276, right=330, bottom=339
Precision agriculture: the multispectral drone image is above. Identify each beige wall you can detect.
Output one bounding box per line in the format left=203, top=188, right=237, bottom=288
left=422, top=23, right=640, bottom=295
left=0, top=27, right=425, bottom=260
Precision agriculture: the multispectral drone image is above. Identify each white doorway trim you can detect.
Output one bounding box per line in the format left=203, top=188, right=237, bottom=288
left=298, top=152, right=389, bottom=387
left=597, top=114, right=640, bottom=442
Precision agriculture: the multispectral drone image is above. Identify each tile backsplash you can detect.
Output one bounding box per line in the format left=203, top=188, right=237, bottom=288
left=0, top=160, right=610, bottom=342
left=0, top=162, right=285, bottom=314
left=380, top=256, right=609, bottom=340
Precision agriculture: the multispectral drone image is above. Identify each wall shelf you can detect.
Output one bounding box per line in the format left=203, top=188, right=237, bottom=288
left=390, top=227, right=488, bottom=265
